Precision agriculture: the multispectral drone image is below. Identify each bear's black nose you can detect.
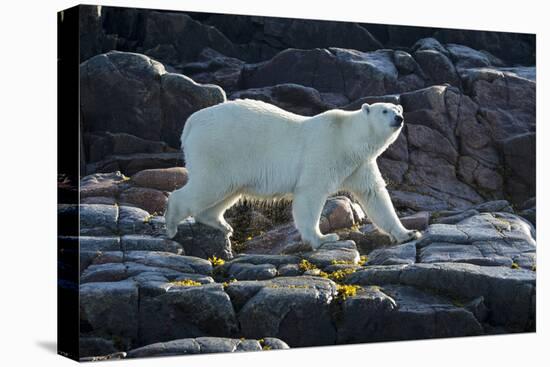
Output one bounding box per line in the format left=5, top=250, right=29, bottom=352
left=395, top=115, right=404, bottom=124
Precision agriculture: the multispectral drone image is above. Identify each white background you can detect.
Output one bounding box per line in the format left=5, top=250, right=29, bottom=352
left=0, top=0, right=546, bottom=365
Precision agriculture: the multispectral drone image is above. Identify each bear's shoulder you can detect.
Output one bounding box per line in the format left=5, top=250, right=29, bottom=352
left=312, top=109, right=356, bottom=128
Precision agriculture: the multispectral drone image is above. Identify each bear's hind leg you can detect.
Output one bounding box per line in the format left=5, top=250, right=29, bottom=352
left=292, top=190, right=339, bottom=249
left=165, top=180, right=233, bottom=238
left=195, top=194, right=241, bottom=237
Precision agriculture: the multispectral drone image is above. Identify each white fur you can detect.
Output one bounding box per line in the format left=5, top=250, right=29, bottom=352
left=165, top=99, right=421, bottom=248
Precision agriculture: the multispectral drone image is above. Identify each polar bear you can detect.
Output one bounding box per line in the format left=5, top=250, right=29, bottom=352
left=165, top=99, right=421, bottom=248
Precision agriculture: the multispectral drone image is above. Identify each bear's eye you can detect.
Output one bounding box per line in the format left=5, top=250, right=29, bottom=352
left=383, top=110, right=388, bottom=114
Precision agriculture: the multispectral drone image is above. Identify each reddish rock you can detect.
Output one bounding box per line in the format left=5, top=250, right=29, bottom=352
left=119, top=187, right=168, bottom=214
left=400, top=211, right=430, bottom=231
left=131, top=167, right=188, bottom=192
left=321, top=196, right=356, bottom=232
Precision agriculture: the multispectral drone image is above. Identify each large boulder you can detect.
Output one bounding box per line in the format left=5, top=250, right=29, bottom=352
left=241, top=48, right=425, bottom=101
left=173, top=218, right=234, bottom=260
left=501, top=133, right=536, bottom=204
left=80, top=280, right=139, bottom=350
left=138, top=283, right=239, bottom=346
left=230, top=83, right=332, bottom=116
left=80, top=51, right=226, bottom=152
left=226, top=276, right=338, bottom=347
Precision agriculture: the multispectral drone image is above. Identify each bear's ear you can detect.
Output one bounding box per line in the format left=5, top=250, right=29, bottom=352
left=397, top=104, right=403, bottom=113
left=361, top=103, right=370, bottom=114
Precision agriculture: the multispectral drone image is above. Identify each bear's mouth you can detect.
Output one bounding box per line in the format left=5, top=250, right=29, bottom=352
left=390, top=121, right=404, bottom=128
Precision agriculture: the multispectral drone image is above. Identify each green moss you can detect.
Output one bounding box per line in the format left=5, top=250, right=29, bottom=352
left=222, top=278, right=237, bottom=288
left=170, top=279, right=201, bottom=287
left=299, top=259, right=318, bottom=272
left=336, top=284, right=361, bottom=300
left=327, top=268, right=356, bottom=282
left=208, top=256, right=225, bottom=267
left=142, top=214, right=154, bottom=223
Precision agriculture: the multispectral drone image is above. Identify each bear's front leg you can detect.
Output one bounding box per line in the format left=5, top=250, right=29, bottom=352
left=292, top=189, right=339, bottom=249
left=343, top=161, right=421, bottom=244
left=361, top=185, right=422, bottom=243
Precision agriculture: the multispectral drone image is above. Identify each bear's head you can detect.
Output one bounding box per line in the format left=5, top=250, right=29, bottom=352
left=361, top=102, right=404, bottom=141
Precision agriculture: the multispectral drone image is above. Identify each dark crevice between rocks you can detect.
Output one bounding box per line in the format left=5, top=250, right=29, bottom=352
left=135, top=282, right=142, bottom=349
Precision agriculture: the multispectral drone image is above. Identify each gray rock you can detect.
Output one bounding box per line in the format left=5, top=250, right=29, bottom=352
left=393, top=50, right=419, bottom=74
left=138, top=283, right=239, bottom=346
left=473, top=200, right=513, bottom=213
left=235, top=276, right=337, bottom=347
left=414, top=49, right=460, bottom=87
left=336, top=285, right=483, bottom=343
left=121, top=235, right=183, bottom=254
left=127, top=338, right=200, bottom=358
left=80, top=280, right=139, bottom=349
left=351, top=224, right=393, bottom=255
left=124, top=251, right=212, bottom=274
left=81, top=262, right=127, bottom=283
left=84, top=131, right=176, bottom=164
left=174, top=218, right=234, bottom=260
left=241, top=48, right=419, bottom=102
left=226, top=254, right=301, bottom=267
left=183, top=48, right=245, bottom=93
left=262, top=337, right=290, bottom=350
left=432, top=209, right=479, bottom=224
left=446, top=43, right=493, bottom=69
left=230, top=83, right=331, bottom=116
left=80, top=51, right=226, bottom=153
left=502, top=133, right=536, bottom=204
left=419, top=213, right=535, bottom=269
left=80, top=236, right=120, bottom=252
left=80, top=204, right=118, bottom=236
left=80, top=171, right=126, bottom=198
left=347, top=263, right=535, bottom=330
left=277, top=264, right=301, bottom=276
left=85, top=152, right=184, bottom=177
left=118, top=205, right=152, bottom=235
left=302, top=241, right=360, bottom=269
left=417, top=223, right=469, bottom=247
left=418, top=243, right=513, bottom=267
left=227, top=263, right=278, bottom=280
left=367, top=242, right=417, bottom=265
left=125, top=336, right=288, bottom=358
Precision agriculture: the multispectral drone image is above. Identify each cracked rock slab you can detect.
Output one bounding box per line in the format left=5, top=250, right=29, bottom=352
left=124, top=251, right=212, bottom=274
left=367, top=241, right=417, bottom=265
left=226, top=276, right=337, bottom=347
left=336, top=285, right=483, bottom=343
left=138, top=283, right=239, bottom=347
left=347, top=262, right=535, bottom=330
left=174, top=218, right=234, bottom=260
left=80, top=280, right=139, bottom=349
